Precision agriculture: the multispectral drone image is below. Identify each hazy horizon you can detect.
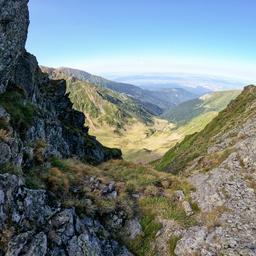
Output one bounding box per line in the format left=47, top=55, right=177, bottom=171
left=27, top=0, right=256, bottom=87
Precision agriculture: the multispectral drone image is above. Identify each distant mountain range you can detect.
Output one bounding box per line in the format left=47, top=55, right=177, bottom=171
left=162, top=90, right=241, bottom=125
left=41, top=67, right=155, bottom=130
left=108, top=73, right=246, bottom=92
left=44, top=67, right=198, bottom=114
left=140, top=84, right=212, bottom=96
left=41, top=66, right=241, bottom=163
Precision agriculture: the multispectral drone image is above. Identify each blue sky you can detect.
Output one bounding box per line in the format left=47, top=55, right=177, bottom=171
left=27, top=0, right=256, bottom=82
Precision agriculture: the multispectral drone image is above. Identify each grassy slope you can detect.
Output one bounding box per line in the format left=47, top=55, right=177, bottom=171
left=88, top=91, right=239, bottom=163
left=67, top=80, right=238, bottom=163
left=66, top=78, right=153, bottom=129
left=162, top=90, right=241, bottom=125
left=155, top=86, right=256, bottom=173
left=92, top=118, right=180, bottom=163
left=41, top=67, right=240, bottom=164
left=24, top=158, right=197, bottom=256
left=94, top=112, right=220, bottom=164
left=41, top=67, right=154, bottom=129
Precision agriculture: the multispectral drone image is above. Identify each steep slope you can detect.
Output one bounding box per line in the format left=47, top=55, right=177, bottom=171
left=40, top=67, right=154, bottom=130
left=151, top=86, right=256, bottom=255
left=48, top=67, right=197, bottom=113
left=156, top=86, right=255, bottom=173
left=40, top=68, right=227, bottom=164
left=40, top=68, right=182, bottom=163
left=154, top=85, right=256, bottom=255
left=0, top=1, right=139, bottom=255
left=162, top=90, right=241, bottom=125
left=0, top=55, right=121, bottom=165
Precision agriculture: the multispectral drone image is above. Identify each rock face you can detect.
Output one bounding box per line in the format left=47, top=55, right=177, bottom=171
left=0, top=0, right=29, bottom=92
left=174, top=94, right=256, bottom=255
left=0, top=0, right=126, bottom=255
left=0, top=174, right=131, bottom=256
left=0, top=0, right=121, bottom=168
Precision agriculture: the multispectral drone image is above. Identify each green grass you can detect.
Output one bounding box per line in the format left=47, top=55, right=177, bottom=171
left=155, top=85, right=256, bottom=173
left=162, top=90, right=241, bottom=125
left=168, top=235, right=181, bottom=256
left=24, top=158, right=197, bottom=255
left=50, top=156, right=69, bottom=171
left=139, top=197, right=197, bottom=228
left=64, top=78, right=153, bottom=130
left=0, top=163, right=22, bottom=175
left=0, top=89, right=36, bottom=133
left=125, top=214, right=162, bottom=256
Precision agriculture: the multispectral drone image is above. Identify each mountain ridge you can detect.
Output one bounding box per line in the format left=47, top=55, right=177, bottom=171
left=162, top=90, right=241, bottom=125
left=156, top=85, right=256, bottom=173
left=1, top=1, right=256, bottom=255
left=44, top=66, right=198, bottom=113
left=40, top=66, right=155, bottom=130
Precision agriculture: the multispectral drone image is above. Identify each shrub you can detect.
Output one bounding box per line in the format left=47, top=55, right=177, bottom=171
left=200, top=205, right=227, bottom=228
left=0, top=118, right=9, bottom=130
left=0, top=163, right=21, bottom=175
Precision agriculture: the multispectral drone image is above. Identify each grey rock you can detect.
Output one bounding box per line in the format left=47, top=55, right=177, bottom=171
left=6, top=231, right=34, bottom=256
left=182, top=201, right=193, bottom=216
left=175, top=227, right=208, bottom=256
left=107, top=191, right=117, bottom=199
left=175, top=190, right=185, bottom=201
left=0, top=106, right=10, bottom=121
left=0, top=142, right=11, bottom=164
left=0, top=0, right=29, bottom=91
left=175, top=116, right=256, bottom=255
left=124, top=218, right=143, bottom=240
left=24, top=232, right=47, bottom=256
left=6, top=231, right=47, bottom=256
left=67, top=233, right=102, bottom=256
left=0, top=173, right=132, bottom=255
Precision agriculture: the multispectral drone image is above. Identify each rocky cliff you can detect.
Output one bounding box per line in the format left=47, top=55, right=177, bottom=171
left=0, top=0, right=29, bottom=92
left=1, top=1, right=256, bottom=256
left=156, top=85, right=256, bottom=255
left=0, top=0, right=121, bottom=169
left=0, top=1, right=130, bottom=255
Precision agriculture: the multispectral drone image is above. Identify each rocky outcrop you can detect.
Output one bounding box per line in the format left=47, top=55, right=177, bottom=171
left=0, top=1, right=121, bottom=169
left=0, top=0, right=29, bottom=92
left=174, top=102, right=256, bottom=255
left=0, top=0, right=127, bottom=254
left=0, top=173, right=131, bottom=256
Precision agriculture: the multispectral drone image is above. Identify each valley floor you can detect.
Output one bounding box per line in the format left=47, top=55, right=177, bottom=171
left=91, top=112, right=218, bottom=163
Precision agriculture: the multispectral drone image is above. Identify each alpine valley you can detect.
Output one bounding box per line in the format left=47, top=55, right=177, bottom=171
left=41, top=67, right=240, bottom=163
left=0, top=1, right=255, bottom=256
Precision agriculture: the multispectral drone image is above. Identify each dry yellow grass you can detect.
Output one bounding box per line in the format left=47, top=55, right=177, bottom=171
left=0, top=129, right=10, bottom=142
left=200, top=206, right=227, bottom=229
left=91, top=117, right=181, bottom=163
left=91, top=112, right=218, bottom=164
